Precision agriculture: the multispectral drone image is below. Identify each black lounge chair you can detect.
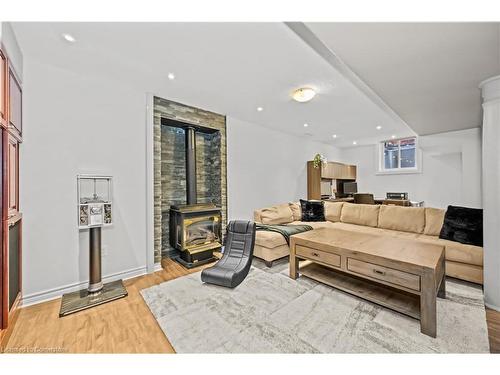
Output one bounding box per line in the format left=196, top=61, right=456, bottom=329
left=201, top=220, right=256, bottom=288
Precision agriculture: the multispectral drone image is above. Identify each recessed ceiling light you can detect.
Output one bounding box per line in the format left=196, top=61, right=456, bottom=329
left=291, top=87, right=316, bottom=103
left=352, top=141, right=357, bottom=145
left=391, top=135, right=396, bottom=139
left=62, top=33, right=76, bottom=43
left=376, top=125, right=382, bottom=130
left=332, top=134, right=337, bottom=138
left=167, top=72, right=175, bottom=80
left=257, top=107, right=264, bottom=112
left=303, top=123, right=309, bottom=127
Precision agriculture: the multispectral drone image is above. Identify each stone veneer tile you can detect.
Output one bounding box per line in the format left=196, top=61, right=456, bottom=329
left=153, top=97, right=227, bottom=262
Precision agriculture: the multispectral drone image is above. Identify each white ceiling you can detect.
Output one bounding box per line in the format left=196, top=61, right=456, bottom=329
left=11, top=22, right=498, bottom=146
left=306, top=22, right=500, bottom=135
left=11, top=22, right=413, bottom=148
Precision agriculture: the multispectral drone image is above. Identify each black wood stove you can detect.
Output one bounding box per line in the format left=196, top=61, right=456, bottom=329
left=168, top=125, right=222, bottom=268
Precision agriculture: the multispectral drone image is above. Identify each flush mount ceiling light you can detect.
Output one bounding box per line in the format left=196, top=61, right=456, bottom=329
left=303, top=123, right=309, bottom=127
left=391, top=135, right=396, bottom=139
left=291, top=87, right=316, bottom=103
left=376, top=125, right=382, bottom=130
left=256, top=107, right=264, bottom=112
left=167, top=72, right=175, bottom=80
left=352, top=141, right=357, bottom=145
left=332, top=134, right=337, bottom=138
left=62, top=33, right=76, bottom=43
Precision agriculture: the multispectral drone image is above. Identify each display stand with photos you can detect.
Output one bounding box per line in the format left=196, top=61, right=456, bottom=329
left=59, top=175, right=127, bottom=317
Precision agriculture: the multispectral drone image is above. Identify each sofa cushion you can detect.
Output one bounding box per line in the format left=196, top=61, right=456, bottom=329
left=424, top=208, right=445, bottom=236
left=378, top=205, right=425, bottom=234
left=417, top=234, right=483, bottom=266
left=445, top=261, right=483, bottom=284
left=254, top=243, right=290, bottom=263
left=330, top=222, right=420, bottom=240
left=255, top=230, right=287, bottom=249
left=259, top=204, right=294, bottom=225
left=324, top=201, right=344, bottom=222
left=439, top=205, right=483, bottom=247
left=288, top=202, right=301, bottom=221
left=340, top=203, right=380, bottom=227
left=300, top=199, right=325, bottom=222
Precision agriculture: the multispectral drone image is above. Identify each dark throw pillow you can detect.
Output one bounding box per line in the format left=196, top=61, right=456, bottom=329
left=439, top=205, right=483, bottom=247
left=299, top=199, right=325, bottom=222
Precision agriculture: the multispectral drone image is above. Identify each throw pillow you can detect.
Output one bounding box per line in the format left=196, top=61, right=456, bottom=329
left=300, top=199, right=325, bottom=222
left=439, top=205, right=483, bottom=247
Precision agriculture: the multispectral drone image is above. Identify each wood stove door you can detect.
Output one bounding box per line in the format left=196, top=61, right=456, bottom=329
left=183, top=215, right=221, bottom=250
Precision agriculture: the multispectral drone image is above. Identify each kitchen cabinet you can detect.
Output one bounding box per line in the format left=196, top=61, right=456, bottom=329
left=0, top=51, right=6, bottom=126
left=8, top=69, right=22, bottom=138
left=0, top=47, right=22, bottom=345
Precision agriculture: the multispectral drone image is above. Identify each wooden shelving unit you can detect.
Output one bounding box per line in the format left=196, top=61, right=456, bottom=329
left=307, top=161, right=357, bottom=200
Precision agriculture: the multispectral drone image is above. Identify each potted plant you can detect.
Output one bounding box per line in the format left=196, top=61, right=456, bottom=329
left=313, top=153, right=327, bottom=169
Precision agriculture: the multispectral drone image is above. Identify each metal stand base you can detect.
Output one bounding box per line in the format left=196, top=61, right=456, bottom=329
left=59, top=279, right=128, bottom=317
left=173, top=255, right=218, bottom=269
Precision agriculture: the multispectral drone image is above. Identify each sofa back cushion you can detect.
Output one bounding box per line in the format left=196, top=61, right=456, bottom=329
left=378, top=205, right=425, bottom=234
left=288, top=202, right=301, bottom=221
left=324, top=201, right=344, bottom=222
left=340, top=203, right=380, bottom=227
left=259, top=204, right=294, bottom=225
left=424, top=207, right=446, bottom=236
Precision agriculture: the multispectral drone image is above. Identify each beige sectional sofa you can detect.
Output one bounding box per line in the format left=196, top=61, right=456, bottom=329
left=254, top=202, right=483, bottom=284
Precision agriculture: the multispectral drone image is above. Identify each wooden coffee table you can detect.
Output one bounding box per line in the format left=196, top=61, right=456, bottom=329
left=289, top=228, right=446, bottom=337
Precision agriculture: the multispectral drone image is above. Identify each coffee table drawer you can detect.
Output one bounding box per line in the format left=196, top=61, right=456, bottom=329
left=347, top=258, right=420, bottom=291
left=296, top=245, right=341, bottom=267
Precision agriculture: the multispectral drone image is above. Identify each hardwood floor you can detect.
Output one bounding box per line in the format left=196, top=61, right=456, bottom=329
left=1, top=258, right=214, bottom=353
left=2, top=258, right=500, bottom=353
left=486, top=308, right=500, bottom=353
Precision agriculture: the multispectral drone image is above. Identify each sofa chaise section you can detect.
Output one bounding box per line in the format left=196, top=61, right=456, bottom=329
left=253, top=202, right=483, bottom=284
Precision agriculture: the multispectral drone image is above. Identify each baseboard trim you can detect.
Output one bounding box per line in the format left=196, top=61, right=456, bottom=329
left=21, top=266, right=147, bottom=308
left=485, top=302, right=500, bottom=312
left=154, top=263, right=163, bottom=272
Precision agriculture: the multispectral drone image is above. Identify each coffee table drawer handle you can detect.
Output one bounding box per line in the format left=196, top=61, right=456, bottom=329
left=312, top=252, right=319, bottom=257
left=373, top=269, right=386, bottom=276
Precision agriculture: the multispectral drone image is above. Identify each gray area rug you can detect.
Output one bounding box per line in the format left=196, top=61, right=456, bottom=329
left=141, top=259, right=490, bottom=353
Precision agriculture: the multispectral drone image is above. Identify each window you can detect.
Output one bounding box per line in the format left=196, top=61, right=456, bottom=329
left=379, top=137, right=418, bottom=173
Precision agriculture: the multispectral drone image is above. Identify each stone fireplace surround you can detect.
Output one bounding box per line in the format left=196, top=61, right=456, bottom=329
left=153, top=97, right=227, bottom=263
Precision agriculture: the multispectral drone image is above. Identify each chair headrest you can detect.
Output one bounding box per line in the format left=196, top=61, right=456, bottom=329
left=228, top=220, right=255, bottom=234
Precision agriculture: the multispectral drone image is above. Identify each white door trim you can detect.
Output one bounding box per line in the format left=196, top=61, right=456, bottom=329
left=145, top=93, right=157, bottom=273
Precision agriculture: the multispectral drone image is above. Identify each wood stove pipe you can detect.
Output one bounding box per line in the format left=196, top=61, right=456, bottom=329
left=185, top=126, right=197, bottom=205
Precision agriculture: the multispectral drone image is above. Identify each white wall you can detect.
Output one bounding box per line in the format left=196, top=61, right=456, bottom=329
left=20, top=59, right=148, bottom=303
left=480, top=75, right=500, bottom=311
left=17, top=51, right=483, bottom=304
left=226, top=117, right=341, bottom=220
left=339, top=128, right=482, bottom=209
left=20, top=58, right=343, bottom=303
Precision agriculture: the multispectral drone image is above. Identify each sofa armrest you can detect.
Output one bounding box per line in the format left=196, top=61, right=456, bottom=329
left=253, top=210, right=262, bottom=223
